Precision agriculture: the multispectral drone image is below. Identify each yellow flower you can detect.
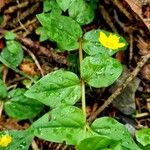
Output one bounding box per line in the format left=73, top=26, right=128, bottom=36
left=99, top=31, right=125, bottom=50
left=0, top=134, right=12, bottom=147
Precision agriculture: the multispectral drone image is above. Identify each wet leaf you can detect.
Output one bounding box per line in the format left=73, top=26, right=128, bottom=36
left=4, top=89, right=43, bottom=120
left=36, top=13, right=82, bottom=51
left=25, top=70, right=81, bottom=108
left=77, top=136, right=121, bottom=150
left=56, top=0, right=75, bottom=11
left=43, top=0, right=62, bottom=14
left=4, top=32, right=16, bottom=40
left=136, top=128, right=150, bottom=146
left=31, top=106, right=89, bottom=145
left=91, top=117, right=141, bottom=150
left=81, top=54, right=123, bottom=88
left=1, top=41, right=23, bottom=67
left=68, top=0, right=95, bottom=25
left=83, top=29, right=127, bottom=56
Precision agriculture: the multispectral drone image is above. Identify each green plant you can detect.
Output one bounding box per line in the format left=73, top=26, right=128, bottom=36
left=135, top=128, right=150, bottom=149
left=0, top=31, right=36, bottom=82
left=1, top=31, right=23, bottom=67
left=0, top=0, right=142, bottom=149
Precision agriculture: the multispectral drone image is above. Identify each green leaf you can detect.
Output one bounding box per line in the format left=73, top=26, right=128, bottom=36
left=68, top=0, right=95, bottom=25
left=36, top=27, right=49, bottom=42
left=32, top=106, right=89, bottom=145
left=36, top=13, right=82, bottom=51
left=77, top=136, right=121, bottom=150
left=91, top=117, right=141, bottom=150
left=1, top=41, right=23, bottom=67
left=81, top=54, right=123, bottom=88
left=6, top=41, right=22, bottom=54
left=0, top=130, right=33, bottom=150
left=139, top=144, right=150, bottom=150
left=43, top=0, right=62, bottom=14
left=4, top=32, right=16, bottom=40
left=25, top=70, right=81, bottom=107
left=136, top=128, right=150, bottom=146
left=4, top=89, right=43, bottom=120
left=83, top=29, right=128, bottom=56
left=0, top=79, right=8, bottom=99
left=56, top=0, right=75, bottom=11
left=43, top=0, right=51, bottom=12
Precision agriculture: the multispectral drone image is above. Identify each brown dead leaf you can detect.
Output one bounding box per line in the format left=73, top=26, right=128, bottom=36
left=141, top=64, right=150, bottom=81
left=0, top=115, right=29, bottom=130
left=125, top=0, right=150, bottom=29
left=0, top=0, right=10, bottom=9
left=19, top=60, right=38, bottom=76
left=0, top=39, right=4, bottom=49
left=0, top=0, right=5, bottom=9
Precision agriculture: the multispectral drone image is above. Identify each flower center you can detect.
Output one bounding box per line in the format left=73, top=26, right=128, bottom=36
left=105, top=41, right=115, bottom=47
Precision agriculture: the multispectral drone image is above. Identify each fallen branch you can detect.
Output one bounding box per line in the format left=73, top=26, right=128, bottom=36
left=23, top=45, right=44, bottom=76
left=0, top=29, right=69, bottom=65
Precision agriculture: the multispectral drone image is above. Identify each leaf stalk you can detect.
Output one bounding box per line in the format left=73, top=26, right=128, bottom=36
left=79, top=39, right=86, bottom=120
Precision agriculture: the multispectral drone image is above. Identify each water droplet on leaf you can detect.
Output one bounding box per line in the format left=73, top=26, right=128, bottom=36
left=19, top=141, right=26, bottom=149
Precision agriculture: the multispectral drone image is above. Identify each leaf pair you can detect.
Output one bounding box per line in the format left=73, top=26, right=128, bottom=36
left=0, top=106, right=141, bottom=150
left=29, top=106, right=140, bottom=150
left=37, top=12, right=127, bottom=54
left=25, top=54, right=122, bottom=107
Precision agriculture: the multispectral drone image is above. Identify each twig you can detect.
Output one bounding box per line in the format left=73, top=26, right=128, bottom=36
left=2, top=65, right=8, bottom=83
left=135, top=112, right=149, bottom=118
left=22, top=46, right=44, bottom=76
left=16, top=36, right=69, bottom=65
left=99, top=5, right=117, bottom=32
left=88, top=52, right=150, bottom=123
left=17, top=11, right=29, bottom=33
left=7, top=77, right=25, bottom=85
left=0, top=101, right=4, bottom=118
left=8, top=3, right=40, bottom=28
left=12, top=18, right=37, bottom=32
left=113, top=0, right=132, bottom=20
left=31, top=139, right=41, bottom=150
left=129, top=32, right=133, bottom=66
left=4, top=1, right=29, bottom=14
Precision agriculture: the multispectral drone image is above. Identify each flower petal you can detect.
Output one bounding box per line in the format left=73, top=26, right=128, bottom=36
left=117, top=43, right=125, bottom=48
left=109, top=34, right=119, bottom=43
left=99, top=31, right=108, bottom=44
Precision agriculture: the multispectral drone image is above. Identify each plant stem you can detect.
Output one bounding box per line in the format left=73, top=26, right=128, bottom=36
left=79, top=39, right=86, bottom=119
left=0, top=101, right=4, bottom=118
